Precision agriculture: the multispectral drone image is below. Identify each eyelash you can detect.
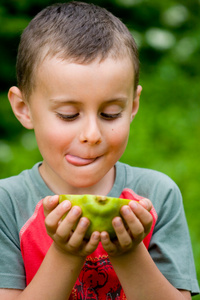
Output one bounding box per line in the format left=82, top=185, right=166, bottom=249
left=56, top=113, right=79, bottom=121
left=56, top=112, right=122, bottom=121
left=100, top=112, right=122, bottom=120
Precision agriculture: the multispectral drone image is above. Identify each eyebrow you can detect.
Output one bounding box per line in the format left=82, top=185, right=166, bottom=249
left=49, top=99, right=82, bottom=109
left=100, top=98, right=129, bottom=110
left=103, top=97, right=128, bottom=103
left=50, top=99, right=80, bottom=104
left=50, top=97, right=128, bottom=105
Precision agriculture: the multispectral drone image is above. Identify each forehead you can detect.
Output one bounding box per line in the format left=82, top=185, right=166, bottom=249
left=36, top=55, right=135, bottom=92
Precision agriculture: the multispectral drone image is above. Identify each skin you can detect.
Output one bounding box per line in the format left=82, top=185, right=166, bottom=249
left=1, top=56, right=191, bottom=300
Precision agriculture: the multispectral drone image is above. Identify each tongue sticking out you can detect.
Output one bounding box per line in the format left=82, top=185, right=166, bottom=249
left=66, top=154, right=96, bottom=166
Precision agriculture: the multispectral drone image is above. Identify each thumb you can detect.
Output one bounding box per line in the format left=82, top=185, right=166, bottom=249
left=43, top=195, right=59, bottom=217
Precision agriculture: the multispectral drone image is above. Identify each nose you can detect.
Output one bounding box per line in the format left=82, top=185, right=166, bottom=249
left=79, top=116, right=102, bottom=145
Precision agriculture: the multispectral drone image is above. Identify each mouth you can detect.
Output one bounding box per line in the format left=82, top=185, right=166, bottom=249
left=65, top=154, right=99, bottom=166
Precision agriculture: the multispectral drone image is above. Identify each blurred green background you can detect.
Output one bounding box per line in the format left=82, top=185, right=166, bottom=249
left=0, top=0, right=199, bottom=296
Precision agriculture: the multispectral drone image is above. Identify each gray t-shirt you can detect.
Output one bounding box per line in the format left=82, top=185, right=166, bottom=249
left=0, top=161, right=199, bottom=294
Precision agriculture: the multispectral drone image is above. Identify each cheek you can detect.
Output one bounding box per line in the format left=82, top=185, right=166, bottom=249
left=109, top=122, right=130, bottom=148
left=34, top=123, right=72, bottom=153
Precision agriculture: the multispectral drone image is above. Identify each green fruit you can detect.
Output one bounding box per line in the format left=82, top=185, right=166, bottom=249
left=59, top=194, right=131, bottom=239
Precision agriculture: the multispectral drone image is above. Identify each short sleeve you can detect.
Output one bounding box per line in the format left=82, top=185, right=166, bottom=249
left=148, top=182, right=199, bottom=295
left=0, top=187, right=26, bottom=289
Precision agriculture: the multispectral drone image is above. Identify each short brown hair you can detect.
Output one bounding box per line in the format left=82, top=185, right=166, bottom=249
left=16, top=1, right=140, bottom=100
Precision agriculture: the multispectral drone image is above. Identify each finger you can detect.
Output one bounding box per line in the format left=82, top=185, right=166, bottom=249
left=83, top=231, right=100, bottom=256
left=43, top=195, right=59, bottom=217
left=45, top=200, right=72, bottom=235
left=100, top=231, right=117, bottom=256
left=138, top=198, right=152, bottom=212
left=127, top=202, right=153, bottom=236
left=55, top=206, right=82, bottom=241
left=112, top=217, right=132, bottom=251
left=66, top=217, right=90, bottom=251
left=121, top=203, right=145, bottom=241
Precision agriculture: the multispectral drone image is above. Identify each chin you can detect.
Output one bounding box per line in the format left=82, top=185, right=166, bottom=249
left=68, top=175, right=101, bottom=190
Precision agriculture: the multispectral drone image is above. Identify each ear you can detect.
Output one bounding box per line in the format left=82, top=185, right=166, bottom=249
left=8, top=86, right=34, bottom=129
left=131, top=85, right=142, bottom=122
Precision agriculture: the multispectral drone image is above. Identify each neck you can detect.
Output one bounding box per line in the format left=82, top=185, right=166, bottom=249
left=39, top=163, right=115, bottom=196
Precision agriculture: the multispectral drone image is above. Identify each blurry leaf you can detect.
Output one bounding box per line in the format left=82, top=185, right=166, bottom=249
left=162, top=4, right=189, bottom=27
left=114, top=0, right=144, bottom=7
left=173, top=37, right=198, bottom=61
left=0, top=141, right=13, bottom=162
left=0, top=16, right=30, bottom=35
left=21, top=132, right=38, bottom=150
left=145, top=27, right=176, bottom=50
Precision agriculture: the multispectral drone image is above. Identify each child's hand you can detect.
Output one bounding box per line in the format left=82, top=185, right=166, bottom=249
left=43, top=195, right=100, bottom=257
left=100, top=199, right=153, bottom=257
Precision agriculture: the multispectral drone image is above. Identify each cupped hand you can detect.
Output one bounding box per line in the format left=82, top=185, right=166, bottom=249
left=43, top=195, right=100, bottom=257
left=100, top=198, right=153, bottom=257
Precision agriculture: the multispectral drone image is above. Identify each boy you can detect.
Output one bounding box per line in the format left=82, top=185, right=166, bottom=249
left=0, top=1, right=199, bottom=299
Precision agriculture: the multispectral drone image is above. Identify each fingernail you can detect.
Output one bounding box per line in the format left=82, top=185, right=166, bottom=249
left=48, top=195, right=58, bottom=204
left=92, top=232, right=100, bottom=240
left=62, top=200, right=71, bottom=210
left=79, top=218, right=88, bottom=228
left=130, top=201, right=138, bottom=210
left=139, top=199, right=149, bottom=209
left=122, top=206, right=131, bottom=215
left=113, top=217, right=122, bottom=227
left=139, top=199, right=146, bottom=206
left=71, top=206, right=80, bottom=216
left=101, top=231, right=109, bottom=240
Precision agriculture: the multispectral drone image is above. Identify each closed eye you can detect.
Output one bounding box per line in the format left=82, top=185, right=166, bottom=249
left=56, top=113, right=79, bottom=121
left=100, top=112, right=122, bottom=120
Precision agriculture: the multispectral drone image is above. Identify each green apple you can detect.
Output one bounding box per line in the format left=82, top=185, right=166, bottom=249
left=59, top=194, right=131, bottom=239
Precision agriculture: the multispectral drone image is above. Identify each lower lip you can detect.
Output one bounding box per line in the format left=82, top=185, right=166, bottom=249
left=65, top=154, right=98, bottom=166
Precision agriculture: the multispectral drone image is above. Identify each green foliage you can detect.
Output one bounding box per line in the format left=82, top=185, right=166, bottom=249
left=0, top=0, right=199, bottom=295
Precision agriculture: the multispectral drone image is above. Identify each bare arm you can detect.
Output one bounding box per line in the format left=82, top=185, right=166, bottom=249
left=109, top=243, right=191, bottom=300
left=0, top=195, right=100, bottom=300
left=101, top=199, right=192, bottom=300
left=0, top=244, right=85, bottom=300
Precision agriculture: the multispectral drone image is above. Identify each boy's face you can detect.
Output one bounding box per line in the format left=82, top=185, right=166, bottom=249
left=14, top=56, right=141, bottom=194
